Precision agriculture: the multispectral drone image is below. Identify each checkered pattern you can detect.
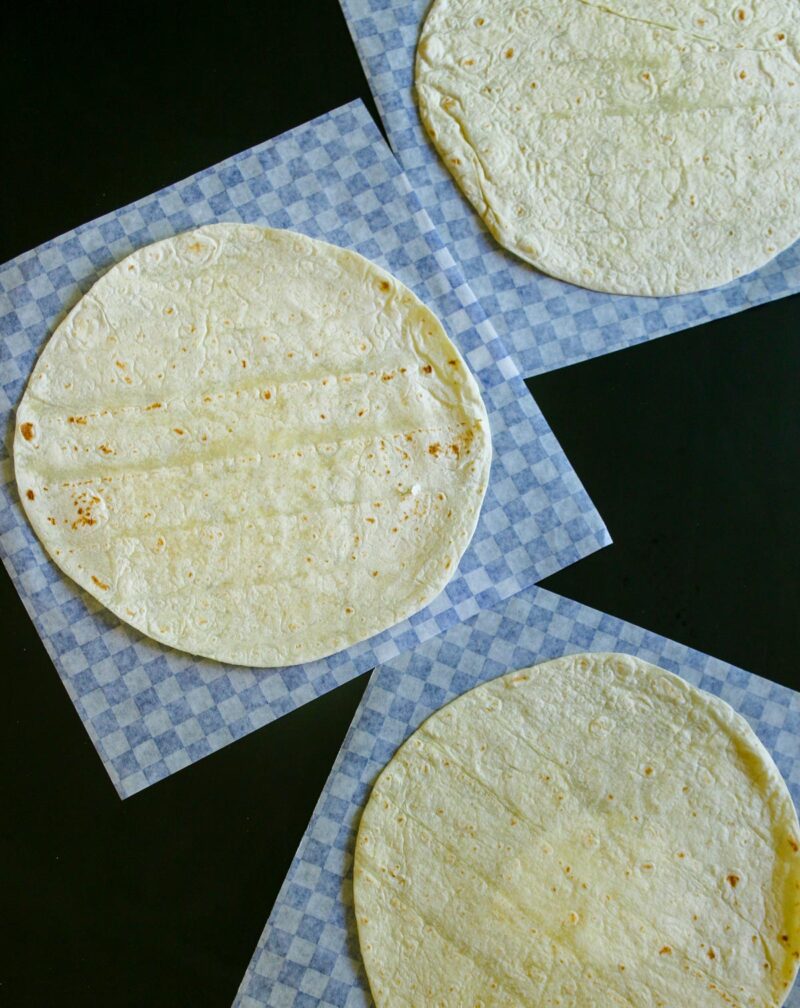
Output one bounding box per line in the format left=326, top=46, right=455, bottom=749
left=0, top=100, right=609, bottom=799
left=234, top=584, right=800, bottom=1007
left=340, top=0, right=800, bottom=379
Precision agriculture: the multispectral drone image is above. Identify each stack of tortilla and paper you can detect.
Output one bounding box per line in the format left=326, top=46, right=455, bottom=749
left=235, top=596, right=800, bottom=1008
left=0, top=102, right=607, bottom=797
left=342, top=0, right=800, bottom=374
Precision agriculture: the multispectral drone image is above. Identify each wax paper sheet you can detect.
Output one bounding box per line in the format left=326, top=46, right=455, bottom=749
left=234, top=584, right=800, bottom=1007
left=0, top=100, right=608, bottom=798
left=339, top=0, right=800, bottom=378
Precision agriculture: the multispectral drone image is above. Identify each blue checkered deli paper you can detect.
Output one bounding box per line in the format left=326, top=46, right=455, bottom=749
left=339, top=0, right=800, bottom=379
left=233, top=584, right=800, bottom=1008
left=0, top=100, right=609, bottom=799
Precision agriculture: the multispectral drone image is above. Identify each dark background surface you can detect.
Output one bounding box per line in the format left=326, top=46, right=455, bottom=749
left=2, top=3, right=798, bottom=1006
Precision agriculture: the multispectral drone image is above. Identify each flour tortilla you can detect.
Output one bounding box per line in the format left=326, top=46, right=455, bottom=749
left=354, top=653, right=800, bottom=1007
left=416, top=0, right=800, bottom=296
left=14, top=224, right=491, bottom=667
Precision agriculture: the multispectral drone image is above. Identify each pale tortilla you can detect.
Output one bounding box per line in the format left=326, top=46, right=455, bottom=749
left=416, top=0, right=800, bottom=296
left=355, top=653, right=800, bottom=1007
left=14, top=224, right=491, bottom=667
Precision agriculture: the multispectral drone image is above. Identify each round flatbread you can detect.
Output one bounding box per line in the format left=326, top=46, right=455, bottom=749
left=416, top=0, right=800, bottom=296
left=14, top=224, right=491, bottom=667
left=354, top=653, right=800, bottom=1007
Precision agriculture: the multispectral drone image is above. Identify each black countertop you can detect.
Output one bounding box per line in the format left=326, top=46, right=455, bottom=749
left=3, top=3, right=798, bottom=1005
